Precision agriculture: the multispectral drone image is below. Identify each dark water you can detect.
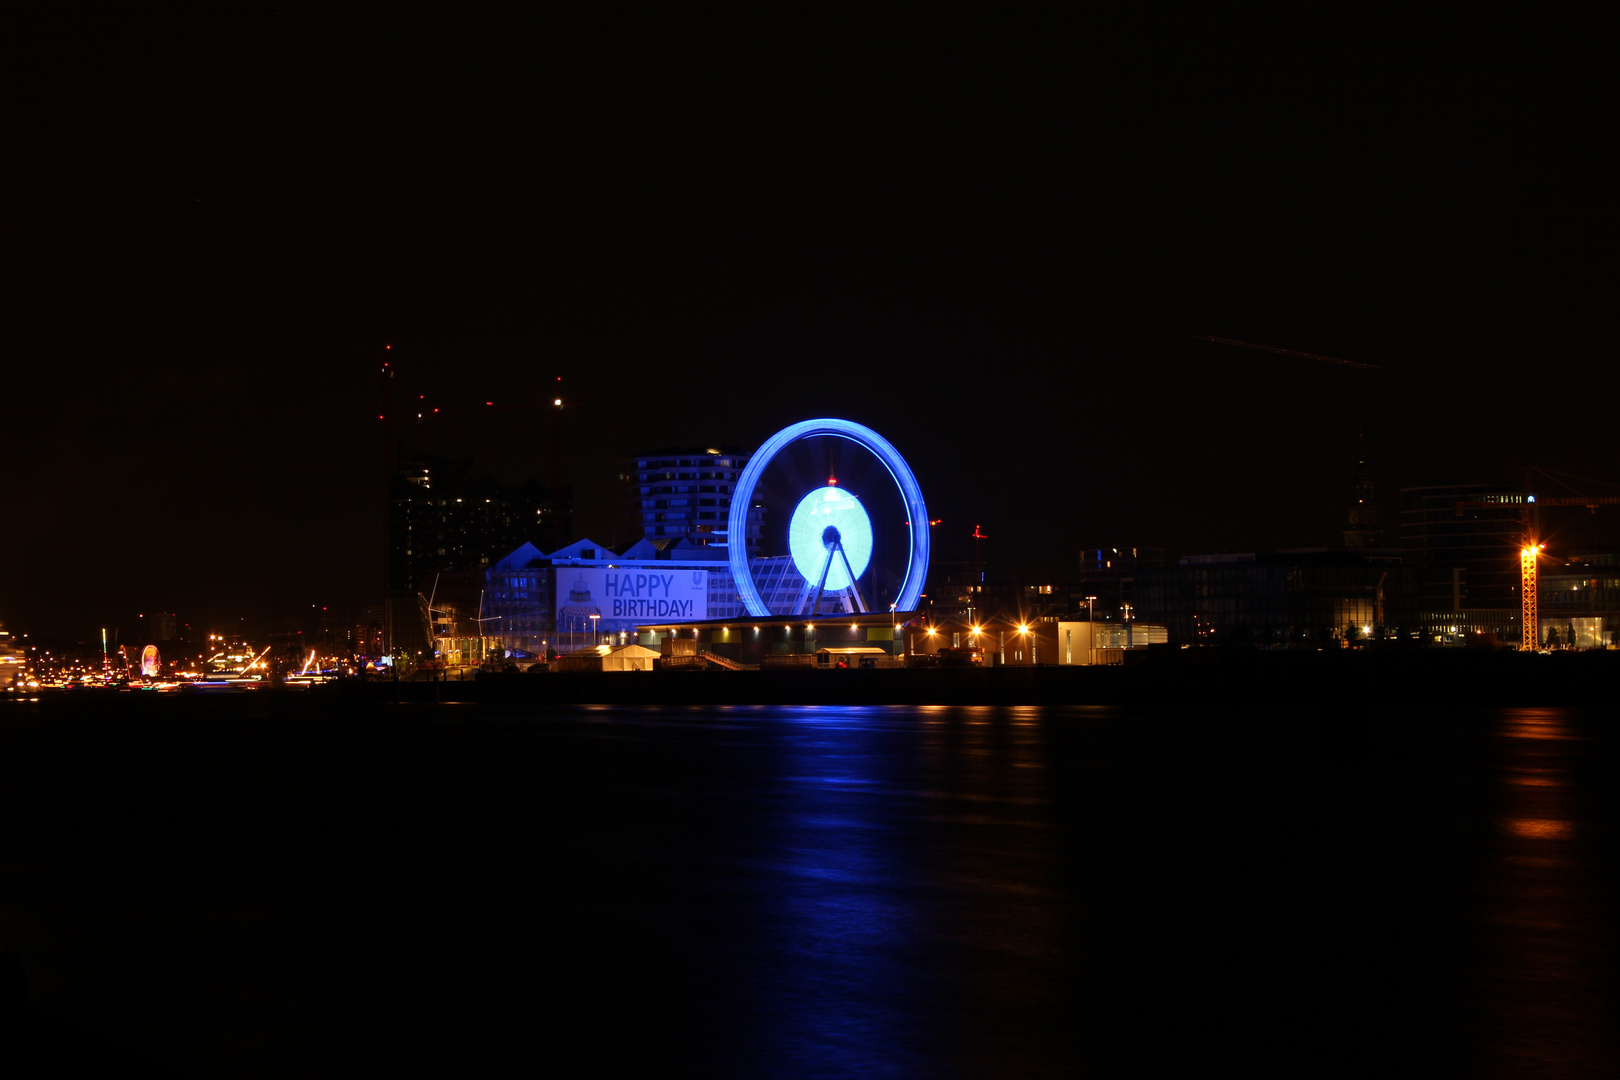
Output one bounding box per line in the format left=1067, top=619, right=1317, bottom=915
left=1, top=699, right=1616, bottom=1077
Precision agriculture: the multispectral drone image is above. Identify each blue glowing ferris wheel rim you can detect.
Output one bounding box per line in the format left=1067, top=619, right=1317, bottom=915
left=728, top=418, right=930, bottom=618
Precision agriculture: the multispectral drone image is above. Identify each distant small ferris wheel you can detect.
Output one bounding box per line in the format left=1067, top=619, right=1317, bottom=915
left=727, top=418, right=930, bottom=618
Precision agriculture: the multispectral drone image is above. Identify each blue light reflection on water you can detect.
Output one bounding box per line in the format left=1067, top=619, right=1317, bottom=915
left=694, top=704, right=1072, bottom=1080
left=769, top=709, right=915, bottom=1077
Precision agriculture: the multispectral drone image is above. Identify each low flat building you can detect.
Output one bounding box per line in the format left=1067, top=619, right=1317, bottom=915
left=552, top=643, right=660, bottom=673
left=1135, top=549, right=1409, bottom=645
left=635, top=611, right=909, bottom=667
left=900, top=615, right=1167, bottom=666
left=1054, top=620, right=1168, bottom=665
left=1539, top=553, right=1620, bottom=648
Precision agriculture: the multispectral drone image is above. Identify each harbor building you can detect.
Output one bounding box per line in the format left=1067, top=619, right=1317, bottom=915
left=413, top=537, right=812, bottom=665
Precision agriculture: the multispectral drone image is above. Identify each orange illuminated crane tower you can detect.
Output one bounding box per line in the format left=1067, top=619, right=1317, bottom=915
left=1520, top=541, right=1540, bottom=653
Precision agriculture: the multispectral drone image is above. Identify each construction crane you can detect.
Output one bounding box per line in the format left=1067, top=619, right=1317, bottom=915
left=1195, top=337, right=1612, bottom=649
left=1193, top=335, right=1382, bottom=370
left=1454, top=484, right=1620, bottom=651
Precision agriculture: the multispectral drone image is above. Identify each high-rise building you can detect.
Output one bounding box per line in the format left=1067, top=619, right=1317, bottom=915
left=389, top=445, right=569, bottom=592
left=619, top=446, right=762, bottom=554
left=1399, top=483, right=1523, bottom=629
left=1078, top=546, right=1165, bottom=618
left=386, top=444, right=569, bottom=654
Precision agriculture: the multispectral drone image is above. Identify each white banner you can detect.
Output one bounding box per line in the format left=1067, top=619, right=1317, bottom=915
left=555, top=568, right=708, bottom=634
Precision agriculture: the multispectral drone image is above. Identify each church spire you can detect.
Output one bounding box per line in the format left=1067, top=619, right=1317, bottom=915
left=1343, top=429, right=1381, bottom=547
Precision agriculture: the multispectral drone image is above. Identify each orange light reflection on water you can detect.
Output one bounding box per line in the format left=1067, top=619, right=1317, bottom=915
left=1476, top=708, right=1603, bottom=1076
left=1501, top=817, right=1572, bottom=840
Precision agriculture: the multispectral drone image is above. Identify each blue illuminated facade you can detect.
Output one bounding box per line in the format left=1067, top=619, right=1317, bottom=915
left=470, top=537, right=809, bottom=659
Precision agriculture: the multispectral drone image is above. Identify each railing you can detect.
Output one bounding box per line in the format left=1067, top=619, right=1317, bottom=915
left=697, top=650, right=752, bottom=671
left=759, top=653, right=816, bottom=670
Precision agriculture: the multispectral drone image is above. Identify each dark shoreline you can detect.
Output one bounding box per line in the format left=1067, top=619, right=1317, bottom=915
left=12, top=650, right=1612, bottom=710
left=376, top=648, right=1620, bottom=708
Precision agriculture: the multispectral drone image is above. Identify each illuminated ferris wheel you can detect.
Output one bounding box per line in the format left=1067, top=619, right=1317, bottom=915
left=727, top=418, right=931, bottom=618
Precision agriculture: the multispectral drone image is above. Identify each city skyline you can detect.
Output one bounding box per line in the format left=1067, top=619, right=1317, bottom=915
left=7, top=9, right=1617, bottom=640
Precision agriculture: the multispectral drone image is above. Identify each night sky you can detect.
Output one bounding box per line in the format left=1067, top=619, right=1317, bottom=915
left=7, top=8, right=1616, bottom=640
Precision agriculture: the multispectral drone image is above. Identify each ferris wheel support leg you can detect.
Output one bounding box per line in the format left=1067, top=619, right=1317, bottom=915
left=791, top=576, right=816, bottom=615
left=809, top=544, right=838, bottom=616
left=837, top=545, right=869, bottom=612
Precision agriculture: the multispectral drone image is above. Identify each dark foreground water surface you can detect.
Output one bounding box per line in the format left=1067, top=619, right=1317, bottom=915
left=2, top=697, right=1616, bottom=1078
